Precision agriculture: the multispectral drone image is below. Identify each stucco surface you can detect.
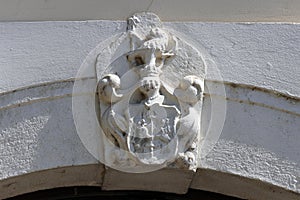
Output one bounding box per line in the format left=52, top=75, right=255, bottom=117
left=0, top=20, right=299, bottom=199
left=0, top=81, right=98, bottom=180
left=1, top=21, right=299, bottom=97
left=0, top=0, right=300, bottom=22
left=0, top=80, right=299, bottom=199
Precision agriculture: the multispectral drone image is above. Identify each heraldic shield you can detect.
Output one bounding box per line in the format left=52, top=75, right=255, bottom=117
left=127, top=89, right=181, bottom=165
left=96, top=12, right=206, bottom=172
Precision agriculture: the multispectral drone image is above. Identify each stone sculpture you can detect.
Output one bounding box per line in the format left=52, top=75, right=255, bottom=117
left=97, top=12, right=206, bottom=171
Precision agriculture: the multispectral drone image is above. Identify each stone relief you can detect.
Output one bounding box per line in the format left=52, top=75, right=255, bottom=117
left=97, top=13, right=206, bottom=171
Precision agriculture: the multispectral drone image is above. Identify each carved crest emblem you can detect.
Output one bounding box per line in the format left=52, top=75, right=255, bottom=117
left=97, top=13, right=206, bottom=171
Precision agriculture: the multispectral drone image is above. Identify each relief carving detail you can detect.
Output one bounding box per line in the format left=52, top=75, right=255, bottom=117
left=97, top=13, right=206, bottom=171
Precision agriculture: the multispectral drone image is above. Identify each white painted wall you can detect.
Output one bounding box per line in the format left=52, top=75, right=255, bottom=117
left=0, top=20, right=299, bottom=199
left=1, top=21, right=299, bottom=96
left=0, top=0, right=300, bottom=22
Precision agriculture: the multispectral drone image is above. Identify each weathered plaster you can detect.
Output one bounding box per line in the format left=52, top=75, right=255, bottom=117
left=0, top=164, right=104, bottom=199
left=1, top=21, right=299, bottom=97
left=0, top=79, right=299, bottom=198
left=1, top=0, right=300, bottom=22
left=0, top=82, right=98, bottom=180
left=0, top=20, right=299, bottom=199
left=201, top=140, right=300, bottom=192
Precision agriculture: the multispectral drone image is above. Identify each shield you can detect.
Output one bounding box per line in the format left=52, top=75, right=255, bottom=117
left=126, top=103, right=180, bottom=165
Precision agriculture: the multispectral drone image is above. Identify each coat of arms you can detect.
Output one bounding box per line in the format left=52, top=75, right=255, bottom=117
left=97, top=13, right=206, bottom=171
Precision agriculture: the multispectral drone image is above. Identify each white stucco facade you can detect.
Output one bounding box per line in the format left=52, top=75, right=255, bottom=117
left=1, top=0, right=300, bottom=22
left=0, top=2, right=299, bottom=199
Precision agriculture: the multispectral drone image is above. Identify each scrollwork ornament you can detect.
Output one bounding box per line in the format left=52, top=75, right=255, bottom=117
left=97, top=12, right=206, bottom=171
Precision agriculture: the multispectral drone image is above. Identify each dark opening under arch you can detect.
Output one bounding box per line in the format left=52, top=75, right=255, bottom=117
left=6, top=186, right=243, bottom=200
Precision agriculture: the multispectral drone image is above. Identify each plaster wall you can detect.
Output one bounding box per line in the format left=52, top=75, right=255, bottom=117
left=0, top=20, right=299, bottom=199
left=0, top=0, right=300, bottom=22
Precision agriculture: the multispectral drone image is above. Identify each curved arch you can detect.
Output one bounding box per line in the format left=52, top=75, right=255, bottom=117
left=0, top=165, right=299, bottom=199
left=0, top=80, right=299, bottom=199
